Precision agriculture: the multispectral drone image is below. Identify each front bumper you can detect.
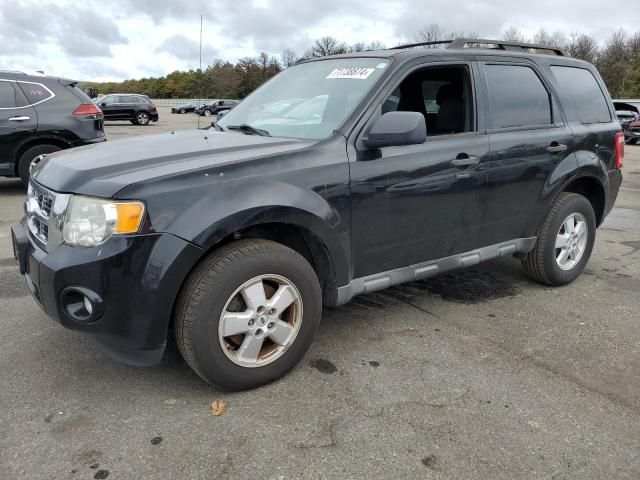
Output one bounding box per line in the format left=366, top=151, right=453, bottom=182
left=11, top=222, right=203, bottom=365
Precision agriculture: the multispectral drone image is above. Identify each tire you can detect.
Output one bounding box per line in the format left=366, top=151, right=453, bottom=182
left=179, top=108, right=186, bottom=114
left=175, top=239, right=322, bottom=390
left=18, top=144, right=61, bottom=186
left=522, top=192, right=596, bottom=286
left=203, top=109, right=212, bottom=117
left=134, top=111, right=150, bottom=125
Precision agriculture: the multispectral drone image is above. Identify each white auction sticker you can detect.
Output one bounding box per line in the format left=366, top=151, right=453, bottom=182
left=326, top=67, right=375, bottom=80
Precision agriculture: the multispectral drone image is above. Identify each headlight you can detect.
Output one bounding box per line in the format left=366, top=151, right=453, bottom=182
left=63, top=195, right=145, bottom=247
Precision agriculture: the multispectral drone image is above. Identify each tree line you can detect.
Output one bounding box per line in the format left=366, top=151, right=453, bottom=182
left=81, top=25, right=640, bottom=100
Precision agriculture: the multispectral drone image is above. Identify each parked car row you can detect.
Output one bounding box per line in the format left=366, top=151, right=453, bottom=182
left=171, top=99, right=239, bottom=117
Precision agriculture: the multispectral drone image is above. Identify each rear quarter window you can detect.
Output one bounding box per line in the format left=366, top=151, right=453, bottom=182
left=17, top=81, right=54, bottom=105
left=550, top=66, right=611, bottom=124
left=0, top=80, right=29, bottom=108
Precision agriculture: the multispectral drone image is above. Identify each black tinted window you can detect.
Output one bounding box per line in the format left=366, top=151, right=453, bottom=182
left=485, top=65, right=552, bottom=129
left=0, top=81, right=29, bottom=108
left=550, top=66, right=611, bottom=124
left=18, top=82, right=53, bottom=104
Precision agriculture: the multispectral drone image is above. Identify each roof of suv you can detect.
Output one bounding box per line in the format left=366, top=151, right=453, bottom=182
left=301, top=38, right=590, bottom=68
left=0, top=70, right=78, bottom=85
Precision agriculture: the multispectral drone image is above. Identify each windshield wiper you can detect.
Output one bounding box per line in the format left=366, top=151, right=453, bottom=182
left=225, top=124, right=271, bottom=136
left=212, top=122, right=225, bottom=132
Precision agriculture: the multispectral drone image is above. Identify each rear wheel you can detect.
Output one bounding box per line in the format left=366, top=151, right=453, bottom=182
left=134, top=111, right=150, bottom=125
left=18, top=144, right=61, bottom=186
left=179, top=108, right=186, bottom=114
left=203, top=109, right=212, bottom=117
left=522, top=192, right=596, bottom=286
left=175, top=239, right=322, bottom=390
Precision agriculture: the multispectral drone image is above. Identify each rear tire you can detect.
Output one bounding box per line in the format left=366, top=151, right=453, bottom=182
left=203, top=109, right=212, bottom=117
left=179, top=108, right=186, bottom=114
left=134, top=111, right=150, bottom=125
left=174, top=239, right=322, bottom=390
left=522, top=192, right=596, bottom=286
left=18, top=144, right=61, bottom=186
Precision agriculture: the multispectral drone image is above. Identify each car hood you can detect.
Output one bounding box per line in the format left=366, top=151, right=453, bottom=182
left=32, top=129, right=312, bottom=197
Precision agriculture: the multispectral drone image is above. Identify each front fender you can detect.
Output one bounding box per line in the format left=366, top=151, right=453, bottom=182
left=159, top=179, right=350, bottom=286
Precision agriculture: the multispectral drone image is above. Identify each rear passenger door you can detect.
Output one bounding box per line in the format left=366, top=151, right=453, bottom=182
left=0, top=79, right=37, bottom=175
left=479, top=61, right=575, bottom=246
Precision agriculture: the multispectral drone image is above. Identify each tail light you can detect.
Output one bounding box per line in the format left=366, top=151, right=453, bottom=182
left=614, top=131, right=624, bottom=169
left=73, top=103, right=103, bottom=119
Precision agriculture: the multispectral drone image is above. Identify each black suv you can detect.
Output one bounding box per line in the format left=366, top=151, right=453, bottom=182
left=96, top=94, right=159, bottom=125
left=11, top=39, right=623, bottom=390
left=0, top=71, right=105, bottom=184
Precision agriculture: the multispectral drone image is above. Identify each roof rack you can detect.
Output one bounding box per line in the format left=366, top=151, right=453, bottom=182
left=391, top=38, right=567, bottom=56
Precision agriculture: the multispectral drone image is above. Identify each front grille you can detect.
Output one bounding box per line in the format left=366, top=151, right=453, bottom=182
left=26, top=180, right=57, bottom=248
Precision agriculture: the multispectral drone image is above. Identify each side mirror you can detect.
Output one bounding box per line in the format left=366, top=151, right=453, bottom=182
left=362, top=111, right=427, bottom=149
left=100, top=102, right=106, bottom=107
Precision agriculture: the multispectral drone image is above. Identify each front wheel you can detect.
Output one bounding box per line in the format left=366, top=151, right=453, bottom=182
left=174, top=239, right=322, bottom=390
left=203, top=109, right=212, bottom=117
left=522, top=192, right=596, bottom=286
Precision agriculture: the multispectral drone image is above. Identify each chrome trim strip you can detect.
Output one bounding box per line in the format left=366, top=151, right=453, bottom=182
left=336, top=237, right=537, bottom=305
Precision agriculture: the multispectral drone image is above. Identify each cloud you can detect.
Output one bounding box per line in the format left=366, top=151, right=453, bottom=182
left=0, top=1, right=128, bottom=58
left=1, top=0, right=639, bottom=81
left=155, top=34, right=219, bottom=64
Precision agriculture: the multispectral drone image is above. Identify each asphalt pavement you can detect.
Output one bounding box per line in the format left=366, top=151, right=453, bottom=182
left=1, top=110, right=639, bottom=479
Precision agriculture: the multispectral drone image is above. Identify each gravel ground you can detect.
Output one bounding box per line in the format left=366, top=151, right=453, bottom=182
left=1, top=111, right=639, bottom=479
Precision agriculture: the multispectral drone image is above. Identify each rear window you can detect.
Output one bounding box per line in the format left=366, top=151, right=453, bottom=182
left=550, top=66, right=611, bottom=124
left=0, top=80, right=29, bottom=108
left=485, top=64, right=552, bottom=129
left=17, top=81, right=54, bottom=105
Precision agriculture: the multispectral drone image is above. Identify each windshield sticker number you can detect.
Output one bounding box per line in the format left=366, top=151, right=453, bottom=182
left=326, top=67, right=375, bottom=80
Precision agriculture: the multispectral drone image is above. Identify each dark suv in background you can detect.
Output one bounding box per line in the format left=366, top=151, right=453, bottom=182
left=196, top=100, right=238, bottom=117
left=95, top=94, right=159, bottom=125
left=12, top=39, right=624, bottom=390
left=0, top=71, right=105, bottom=185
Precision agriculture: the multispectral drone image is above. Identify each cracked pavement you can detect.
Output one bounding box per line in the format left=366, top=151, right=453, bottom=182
left=1, top=112, right=639, bottom=479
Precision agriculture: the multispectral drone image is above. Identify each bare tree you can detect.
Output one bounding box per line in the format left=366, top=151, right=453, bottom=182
left=304, top=36, right=347, bottom=58
left=502, top=26, right=528, bottom=43
left=280, top=48, right=297, bottom=68
left=414, top=24, right=477, bottom=48
left=349, top=41, right=386, bottom=52
left=567, top=33, right=598, bottom=63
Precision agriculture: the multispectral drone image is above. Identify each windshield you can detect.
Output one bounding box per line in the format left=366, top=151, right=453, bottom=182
left=218, top=58, right=390, bottom=140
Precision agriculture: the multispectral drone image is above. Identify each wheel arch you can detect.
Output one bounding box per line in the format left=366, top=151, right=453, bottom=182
left=560, top=174, right=606, bottom=226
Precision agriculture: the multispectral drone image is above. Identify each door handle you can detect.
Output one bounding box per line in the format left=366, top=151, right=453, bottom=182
left=451, top=154, right=480, bottom=167
left=547, top=143, right=567, bottom=153
left=9, top=116, right=31, bottom=122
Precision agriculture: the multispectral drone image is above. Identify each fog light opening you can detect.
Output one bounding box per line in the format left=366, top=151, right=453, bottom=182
left=60, top=287, right=102, bottom=323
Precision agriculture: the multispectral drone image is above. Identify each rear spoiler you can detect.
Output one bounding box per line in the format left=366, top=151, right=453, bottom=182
left=58, top=77, right=79, bottom=87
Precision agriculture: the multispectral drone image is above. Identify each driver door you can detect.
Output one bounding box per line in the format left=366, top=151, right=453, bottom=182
left=348, top=61, right=490, bottom=278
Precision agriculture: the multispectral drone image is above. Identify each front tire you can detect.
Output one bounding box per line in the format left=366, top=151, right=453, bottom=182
left=18, top=144, right=61, bottom=185
left=175, top=240, right=322, bottom=390
left=203, top=109, right=212, bottom=117
left=522, top=192, right=596, bottom=286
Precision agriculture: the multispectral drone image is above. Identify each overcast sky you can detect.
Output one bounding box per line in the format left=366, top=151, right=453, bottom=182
left=0, top=0, right=638, bottom=82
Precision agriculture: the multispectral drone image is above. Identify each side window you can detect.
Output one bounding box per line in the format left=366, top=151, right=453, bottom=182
left=550, top=66, right=611, bottom=124
left=17, top=82, right=53, bottom=105
left=485, top=65, right=552, bottom=129
left=118, top=96, right=132, bottom=103
left=380, top=65, right=473, bottom=135
left=102, top=95, right=117, bottom=105
left=0, top=81, right=29, bottom=108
